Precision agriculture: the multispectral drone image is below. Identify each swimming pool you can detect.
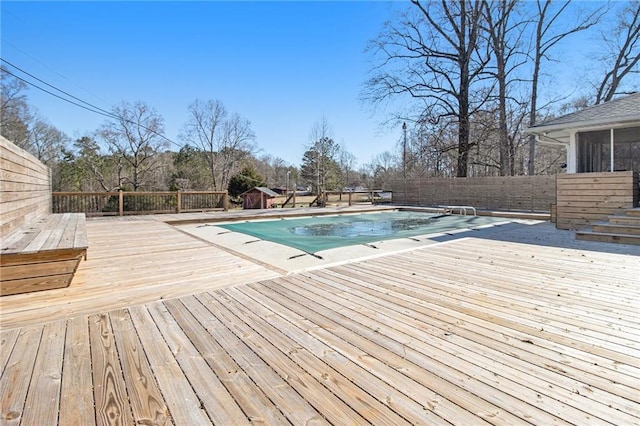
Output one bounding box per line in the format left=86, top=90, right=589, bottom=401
left=217, top=211, right=508, bottom=254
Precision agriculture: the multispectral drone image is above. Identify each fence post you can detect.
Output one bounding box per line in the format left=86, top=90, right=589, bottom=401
left=223, top=191, right=229, bottom=211
left=118, top=190, right=124, bottom=216
left=348, top=192, right=352, bottom=206
left=176, top=191, right=182, bottom=214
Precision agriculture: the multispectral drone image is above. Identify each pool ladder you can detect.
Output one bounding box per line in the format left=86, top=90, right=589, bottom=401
left=438, top=205, right=477, bottom=216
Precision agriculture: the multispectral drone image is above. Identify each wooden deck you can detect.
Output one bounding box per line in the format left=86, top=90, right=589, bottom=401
left=1, top=217, right=639, bottom=424
left=0, top=219, right=280, bottom=329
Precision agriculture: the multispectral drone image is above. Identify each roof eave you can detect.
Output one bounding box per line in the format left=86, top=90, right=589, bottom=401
left=525, top=114, right=640, bottom=134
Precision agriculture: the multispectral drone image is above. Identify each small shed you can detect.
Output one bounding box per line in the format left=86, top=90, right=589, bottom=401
left=241, top=187, right=279, bottom=209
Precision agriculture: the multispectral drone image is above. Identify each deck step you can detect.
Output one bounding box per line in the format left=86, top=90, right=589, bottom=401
left=575, top=230, right=640, bottom=245
left=609, top=215, right=640, bottom=225
left=592, top=223, right=640, bottom=235
left=625, top=208, right=640, bottom=217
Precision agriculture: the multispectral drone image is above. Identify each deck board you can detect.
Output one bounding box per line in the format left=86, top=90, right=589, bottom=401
left=0, top=325, right=43, bottom=425
left=0, top=214, right=638, bottom=425
left=21, top=321, right=65, bottom=426
left=109, top=308, right=171, bottom=425
left=59, top=316, right=95, bottom=426
left=89, top=313, right=134, bottom=426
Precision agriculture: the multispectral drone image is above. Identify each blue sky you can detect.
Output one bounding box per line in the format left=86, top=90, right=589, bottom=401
left=2, top=1, right=406, bottom=167
left=1, top=1, right=619, bottom=167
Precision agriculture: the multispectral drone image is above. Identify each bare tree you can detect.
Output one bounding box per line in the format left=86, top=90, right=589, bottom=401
left=218, top=113, right=257, bottom=190
left=27, top=115, right=69, bottom=165
left=526, top=0, right=604, bottom=175
left=482, top=0, right=529, bottom=176
left=100, top=101, right=167, bottom=191
left=368, top=150, right=399, bottom=189
left=594, top=0, right=640, bottom=104
left=254, top=154, right=289, bottom=188
left=271, top=156, right=287, bottom=187
left=365, top=0, right=490, bottom=177
left=181, top=99, right=256, bottom=190
left=337, top=143, right=357, bottom=189
left=181, top=99, right=227, bottom=188
left=0, top=67, right=31, bottom=146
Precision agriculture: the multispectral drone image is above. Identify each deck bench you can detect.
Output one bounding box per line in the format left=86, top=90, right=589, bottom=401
left=1, top=213, right=88, bottom=296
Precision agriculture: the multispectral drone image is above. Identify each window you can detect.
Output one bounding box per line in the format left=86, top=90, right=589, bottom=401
left=577, top=127, right=640, bottom=172
left=613, top=127, right=640, bottom=172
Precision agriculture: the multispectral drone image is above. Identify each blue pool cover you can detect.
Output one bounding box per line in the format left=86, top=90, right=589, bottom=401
left=217, top=211, right=506, bottom=254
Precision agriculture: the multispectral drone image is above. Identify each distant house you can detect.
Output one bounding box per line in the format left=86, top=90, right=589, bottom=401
left=270, top=187, right=287, bottom=195
left=527, top=93, right=640, bottom=173
left=241, top=187, right=279, bottom=209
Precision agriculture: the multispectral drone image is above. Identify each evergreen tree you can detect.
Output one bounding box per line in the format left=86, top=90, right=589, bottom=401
left=300, top=137, right=341, bottom=194
left=228, top=165, right=265, bottom=198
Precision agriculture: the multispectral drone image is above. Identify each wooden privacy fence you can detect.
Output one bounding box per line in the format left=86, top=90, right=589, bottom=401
left=53, top=191, right=229, bottom=216
left=555, top=171, right=638, bottom=230
left=390, top=175, right=556, bottom=212
left=0, top=136, right=52, bottom=237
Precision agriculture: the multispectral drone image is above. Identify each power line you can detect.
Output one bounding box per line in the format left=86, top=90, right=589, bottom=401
left=0, top=58, right=180, bottom=147
left=4, top=41, right=113, bottom=107
left=2, top=67, right=116, bottom=119
left=2, top=58, right=117, bottom=119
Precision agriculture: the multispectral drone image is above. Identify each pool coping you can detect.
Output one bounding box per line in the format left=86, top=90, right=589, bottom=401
left=164, top=205, right=550, bottom=226
left=176, top=212, right=545, bottom=274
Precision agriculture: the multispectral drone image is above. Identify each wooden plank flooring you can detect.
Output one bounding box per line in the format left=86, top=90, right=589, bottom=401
left=0, top=219, right=280, bottom=329
left=1, top=231, right=638, bottom=425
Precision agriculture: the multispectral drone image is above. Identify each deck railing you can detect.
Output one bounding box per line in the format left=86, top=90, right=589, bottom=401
left=52, top=191, right=229, bottom=216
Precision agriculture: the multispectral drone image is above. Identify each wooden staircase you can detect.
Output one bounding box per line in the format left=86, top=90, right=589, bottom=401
left=575, top=208, right=640, bottom=245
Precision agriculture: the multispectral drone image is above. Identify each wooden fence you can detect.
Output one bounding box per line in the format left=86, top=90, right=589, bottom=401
left=0, top=136, right=51, bottom=237
left=389, top=175, right=556, bottom=212
left=52, top=191, right=229, bottom=216
left=556, top=171, right=638, bottom=230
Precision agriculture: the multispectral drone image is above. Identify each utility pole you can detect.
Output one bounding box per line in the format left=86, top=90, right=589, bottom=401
left=286, top=170, right=290, bottom=198
left=316, top=149, right=320, bottom=196
left=402, top=122, right=408, bottom=205
left=402, top=122, right=407, bottom=179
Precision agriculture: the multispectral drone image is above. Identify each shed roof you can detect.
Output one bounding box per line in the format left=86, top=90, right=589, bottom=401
left=241, top=186, right=279, bottom=197
left=527, top=92, right=640, bottom=133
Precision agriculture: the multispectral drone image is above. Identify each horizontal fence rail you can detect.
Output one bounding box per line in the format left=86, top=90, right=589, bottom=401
left=53, top=191, right=228, bottom=216
left=321, top=190, right=392, bottom=207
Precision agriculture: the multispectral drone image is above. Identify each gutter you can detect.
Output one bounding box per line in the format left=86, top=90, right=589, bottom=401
left=529, top=132, right=569, bottom=146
